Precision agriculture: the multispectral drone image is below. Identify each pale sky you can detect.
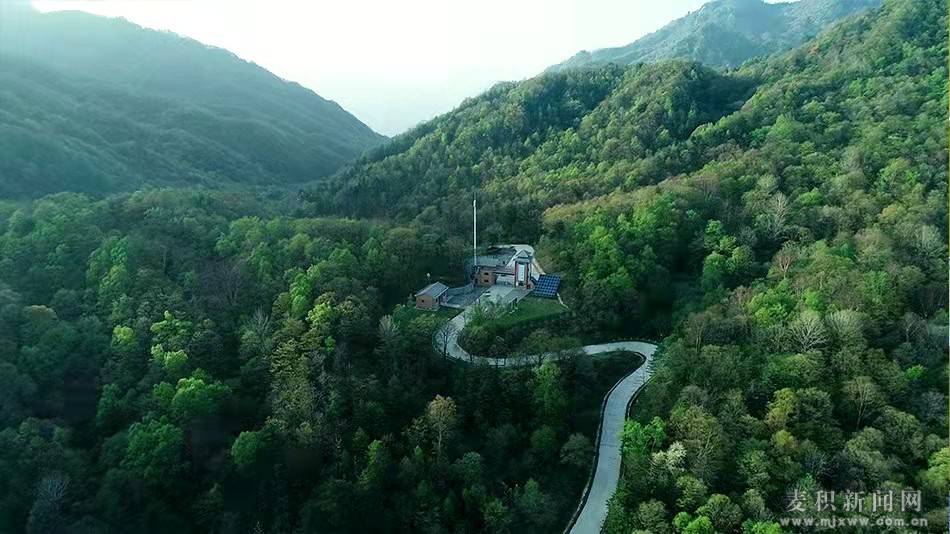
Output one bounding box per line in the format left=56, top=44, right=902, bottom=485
left=33, top=0, right=724, bottom=136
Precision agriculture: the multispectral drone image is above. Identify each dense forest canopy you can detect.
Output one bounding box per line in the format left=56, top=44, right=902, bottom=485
left=0, top=0, right=946, bottom=532
left=0, top=3, right=384, bottom=198
left=548, top=0, right=881, bottom=71
left=0, top=189, right=635, bottom=533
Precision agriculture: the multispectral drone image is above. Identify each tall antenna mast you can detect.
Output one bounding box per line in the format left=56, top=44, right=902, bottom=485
left=472, top=191, right=477, bottom=281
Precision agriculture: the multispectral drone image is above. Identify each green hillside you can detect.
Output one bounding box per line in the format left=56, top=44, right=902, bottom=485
left=0, top=4, right=384, bottom=197
left=549, top=0, right=880, bottom=72
left=314, top=61, right=755, bottom=235
left=591, top=0, right=948, bottom=528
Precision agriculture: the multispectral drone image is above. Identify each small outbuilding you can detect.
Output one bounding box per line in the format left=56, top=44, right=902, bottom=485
left=415, top=281, right=450, bottom=310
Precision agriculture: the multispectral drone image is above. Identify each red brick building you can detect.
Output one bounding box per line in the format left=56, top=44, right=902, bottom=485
left=415, top=282, right=449, bottom=310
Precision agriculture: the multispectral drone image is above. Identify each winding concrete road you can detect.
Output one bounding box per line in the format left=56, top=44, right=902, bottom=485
left=569, top=341, right=656, bottom=534
left=435, top=306, right=657, bottom=533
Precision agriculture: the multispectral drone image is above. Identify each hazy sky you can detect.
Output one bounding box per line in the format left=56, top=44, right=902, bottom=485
left=33, top=0, right=724, bottom=136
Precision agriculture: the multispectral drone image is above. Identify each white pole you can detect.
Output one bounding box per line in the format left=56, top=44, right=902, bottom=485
left=472, top=192, right=477, bottom=282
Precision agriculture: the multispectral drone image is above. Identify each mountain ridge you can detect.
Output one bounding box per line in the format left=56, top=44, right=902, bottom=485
left=548, top=0, right=881, bottom=72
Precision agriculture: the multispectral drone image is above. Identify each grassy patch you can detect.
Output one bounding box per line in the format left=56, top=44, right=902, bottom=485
left=391, top=302, right=459, bottom=327
left=460, top=297, right=569, bottom=357
left=491, top=297, right=566, bottom=328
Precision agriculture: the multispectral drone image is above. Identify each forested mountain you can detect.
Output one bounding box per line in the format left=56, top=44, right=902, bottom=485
left=0, top=0, right=945, bottom=532
left=549, top=0, right=880, bottom=72
left=0, top=3, right=384, bottom=198
left=315, top=0, right=948, bottom=528
left=315, top=60, right=756, bottom=239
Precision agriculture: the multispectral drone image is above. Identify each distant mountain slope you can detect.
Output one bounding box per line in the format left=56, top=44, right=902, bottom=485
left=548, top=0, right=880, bottom=72
left=0, top=3, right=384, bottom=198
left=311, top=60, right=755, bottom=235
left=313, top=0, right=941, bottom=244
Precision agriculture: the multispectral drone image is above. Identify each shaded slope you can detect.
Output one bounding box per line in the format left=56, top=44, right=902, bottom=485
left=0, top=4, right=384, bottom=197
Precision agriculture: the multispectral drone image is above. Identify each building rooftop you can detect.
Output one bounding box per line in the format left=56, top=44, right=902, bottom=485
left=469, top=246, right=520, bottom=270
left=415, top=281, right=449, bottom=299
left=474, top=255, right=507, bottom=268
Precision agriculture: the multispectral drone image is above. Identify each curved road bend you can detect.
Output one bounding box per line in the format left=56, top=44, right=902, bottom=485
left=437, top=308, right=657, bottom=533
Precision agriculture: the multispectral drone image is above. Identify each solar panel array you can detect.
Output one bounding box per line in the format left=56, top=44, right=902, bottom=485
left=532, top=274, right=561, bottom=298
